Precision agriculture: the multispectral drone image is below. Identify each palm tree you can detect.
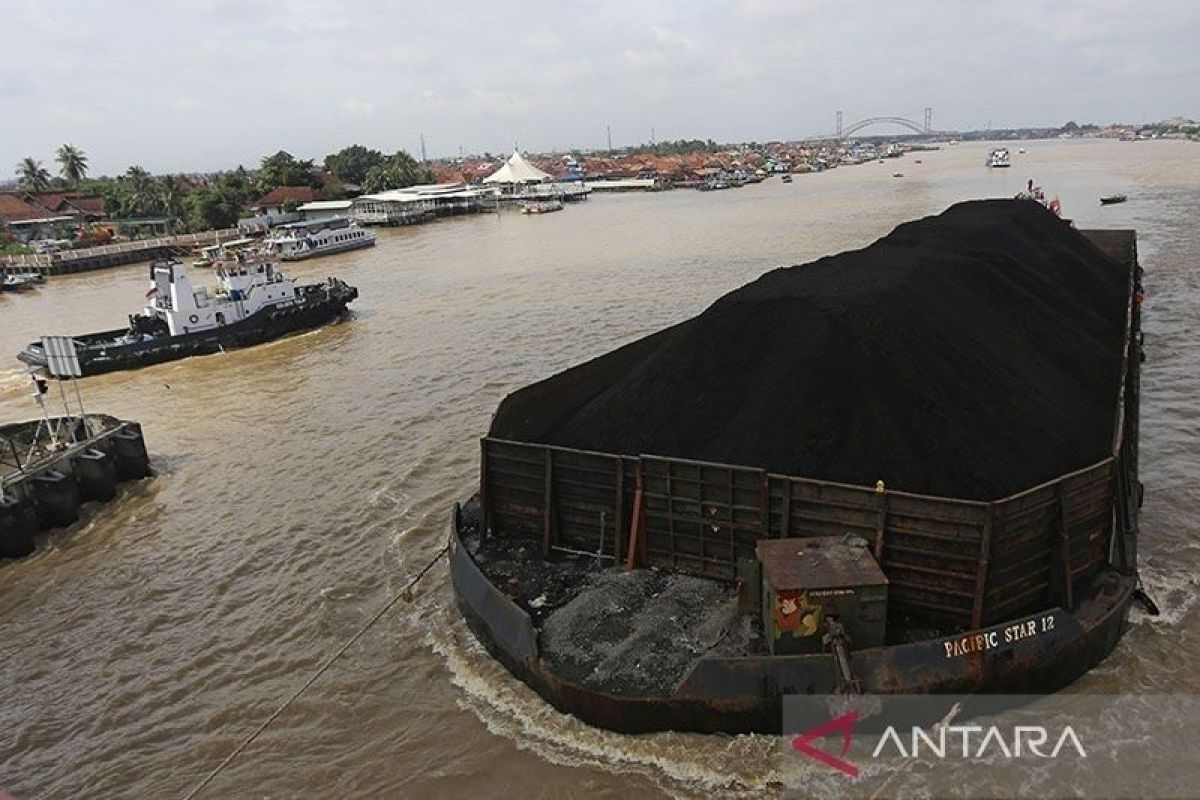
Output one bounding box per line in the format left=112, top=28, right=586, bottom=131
left=121, top=166, right=155, bottom=217
left=55, top=144, right=89, bottom=186
left=157, top=175, right=186, bottom=229
left=16, top=157, right=51, bottom=192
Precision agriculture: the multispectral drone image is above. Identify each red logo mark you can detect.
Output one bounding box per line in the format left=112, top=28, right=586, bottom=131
left=791, top=709, right=860, bottom=778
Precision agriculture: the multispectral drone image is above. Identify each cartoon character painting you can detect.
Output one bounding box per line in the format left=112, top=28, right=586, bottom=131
left=774, top=590, right=822, bottom=640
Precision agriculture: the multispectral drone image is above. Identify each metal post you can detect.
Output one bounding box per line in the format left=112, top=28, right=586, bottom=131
left=971, top=504, right=996, bottom=629
left=72, top=379, right=89, bottom=438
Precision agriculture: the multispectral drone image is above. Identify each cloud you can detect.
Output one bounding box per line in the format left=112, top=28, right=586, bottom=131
left=2, top=0, right=1197, bottom=173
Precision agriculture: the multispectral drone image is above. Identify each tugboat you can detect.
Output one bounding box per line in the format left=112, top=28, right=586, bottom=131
left=17, top=258, right=357, bottom=376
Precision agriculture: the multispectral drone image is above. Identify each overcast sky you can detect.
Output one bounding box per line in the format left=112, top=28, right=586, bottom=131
left=4, top=0, right=1197, bottom=176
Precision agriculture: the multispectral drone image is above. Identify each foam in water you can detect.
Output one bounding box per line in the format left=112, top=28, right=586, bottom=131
left=425, top=614, right=789, bottom=799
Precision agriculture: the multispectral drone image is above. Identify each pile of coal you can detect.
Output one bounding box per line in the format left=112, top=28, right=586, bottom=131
left=490, top=199, right=1129, bottom=500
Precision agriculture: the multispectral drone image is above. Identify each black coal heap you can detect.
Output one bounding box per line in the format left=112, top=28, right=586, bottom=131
left=490, top=199, right=1129, bottom=500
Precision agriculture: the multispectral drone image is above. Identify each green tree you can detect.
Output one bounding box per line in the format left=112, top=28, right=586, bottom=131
left=157, top=175, right=187, bottom=230
left=256, top=150, right=319, bottom=194
left=361, top=150, right=434, bottom=192
left=323, top=144, right=385, bottom=185
left=55, top=144, right=89, bottom=186
left=119, top=165, right=156, bottom=217
left=16, top=157, right=51, bottom=191
left=184, top=187, right=243, bottom=231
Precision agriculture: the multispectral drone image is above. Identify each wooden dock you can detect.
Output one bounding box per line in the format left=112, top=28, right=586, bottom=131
left=1, top=229, right=242, bottom=276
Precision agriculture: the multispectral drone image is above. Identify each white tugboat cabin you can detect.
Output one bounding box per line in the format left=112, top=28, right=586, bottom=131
left=145, top=259, right=301, bottom=336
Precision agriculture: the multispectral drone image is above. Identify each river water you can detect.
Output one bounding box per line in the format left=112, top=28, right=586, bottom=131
left=1, top=139, right=1196, bottom=798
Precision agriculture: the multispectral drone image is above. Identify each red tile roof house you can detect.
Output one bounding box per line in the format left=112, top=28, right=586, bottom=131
left=252, top=186, right=324, bottom=216
left=0, top=193, right=77, bottom=242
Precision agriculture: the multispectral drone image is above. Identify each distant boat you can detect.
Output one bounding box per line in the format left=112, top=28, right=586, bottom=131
left=1018, top=147, right=1027, bottom=154
left=521, top=199, right=564, bottom=214
left=892, top=172, right=904, bottom=178
left=1100, top=194, right=1128, bottom=205
left=986, top=148, right=1011, bottom=168
left=781, top=174, right=793, bottom=184
left=914, top=159, right=923, bottom=164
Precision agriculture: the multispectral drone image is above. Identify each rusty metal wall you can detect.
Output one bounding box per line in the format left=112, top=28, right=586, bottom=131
left=481, top=435, right=1131, bottom=630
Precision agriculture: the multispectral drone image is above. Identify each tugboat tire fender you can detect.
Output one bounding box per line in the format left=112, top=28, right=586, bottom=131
left=189, top=314, right=199, bottom=324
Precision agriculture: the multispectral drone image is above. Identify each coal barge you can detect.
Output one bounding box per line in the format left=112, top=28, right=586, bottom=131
left=17, top=258, right=357, bottom=377
left=449, top=200, right=1146, bottom=734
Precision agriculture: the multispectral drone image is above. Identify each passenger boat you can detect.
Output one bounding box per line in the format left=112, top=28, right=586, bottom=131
left=260, top=217, right=376, bottom=261
left=17, top=258, right=357, bottom=376
left=448, top=209, right=1146, bottom=735
left=521, top=200, right=564, bottom=215
left=986, top=147, right=1012, bottom=167
left=1100, top=194, right=1128, bottom=205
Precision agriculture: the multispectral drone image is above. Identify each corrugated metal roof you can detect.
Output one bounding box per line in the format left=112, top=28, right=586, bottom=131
left=296, top=200, right=353, bottom=211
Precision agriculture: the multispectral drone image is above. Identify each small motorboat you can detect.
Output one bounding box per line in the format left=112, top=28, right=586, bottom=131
left=1100, top=194, right=1128, bottom=205
left=521, top=200, right=564, bottom=215
left=2, top=274, right=38, bottom=292
left=781, top=174, right=793, bottom=184
left=892, top=172, right=904, bottom=178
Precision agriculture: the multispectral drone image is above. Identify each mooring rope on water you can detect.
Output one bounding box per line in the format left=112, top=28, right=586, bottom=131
left=182, top=545, right=449, bottom=800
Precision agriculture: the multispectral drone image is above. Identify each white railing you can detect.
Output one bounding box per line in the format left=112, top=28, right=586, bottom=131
left=3, top=229, right=242, bottom=269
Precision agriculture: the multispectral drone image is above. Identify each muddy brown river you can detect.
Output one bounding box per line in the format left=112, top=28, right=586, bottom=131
left=1, top=139, right=1196, bottom=798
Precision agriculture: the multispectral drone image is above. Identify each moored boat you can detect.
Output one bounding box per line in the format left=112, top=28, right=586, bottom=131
left=1101, top=194, right=1128, bottom=205
left=17, top=258, right=358, bottom=376
left=521, top=199, right=564, bottom=215
left=1, top=274, right=41, bottom=292
left=192, top=237, right=260, bottom=268
left=261, top=217, right=376, bottom=261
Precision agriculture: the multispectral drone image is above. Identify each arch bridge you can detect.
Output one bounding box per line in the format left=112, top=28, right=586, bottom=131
left=835, top=108, right=935, bottom=139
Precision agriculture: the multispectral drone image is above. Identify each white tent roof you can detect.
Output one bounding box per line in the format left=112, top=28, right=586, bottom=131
left=483, top=150, right=552, bottom=184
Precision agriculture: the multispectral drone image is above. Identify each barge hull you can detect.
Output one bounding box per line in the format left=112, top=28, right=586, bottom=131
left=450, top=510, right=1134, bottom=734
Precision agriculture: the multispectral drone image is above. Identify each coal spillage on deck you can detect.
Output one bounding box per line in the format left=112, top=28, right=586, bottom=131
left=1, top=413, right=150, bottom=560
left=452, top=200, right=1145, bottom=732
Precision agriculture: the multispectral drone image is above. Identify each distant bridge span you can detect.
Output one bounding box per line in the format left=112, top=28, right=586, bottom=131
left=835, top=108, right=936, bottom=139
left=842, top=116, right=928, bottom=137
